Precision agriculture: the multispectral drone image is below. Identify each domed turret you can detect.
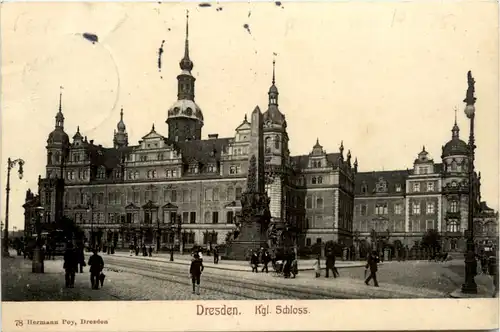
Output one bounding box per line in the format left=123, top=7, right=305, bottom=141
left=47, top=91, right=69, bottom=146
left=442, top=112, right=468, bottom=158
left=114, top=107, right=129, bottom=148
left=263, top=58, right=286, bottom=127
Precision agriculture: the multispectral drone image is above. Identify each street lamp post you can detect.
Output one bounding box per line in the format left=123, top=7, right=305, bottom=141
left=3, top=158, right=24, bottom=257
left=462, top=70, right=478, bottom=294
left=156, top=218, right=161, bottom=254
left=32, top=206, right=45, bottom=273
left=86, top=199, right=94, bottom=250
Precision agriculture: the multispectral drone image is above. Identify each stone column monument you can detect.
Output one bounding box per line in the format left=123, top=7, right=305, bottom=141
left=224, top=106, right=271, bottom=260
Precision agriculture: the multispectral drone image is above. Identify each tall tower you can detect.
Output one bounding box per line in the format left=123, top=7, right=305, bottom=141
left=441, top=109, right=470, bottom=250
left=166, top=10, right=204, bottom=142
left=262, top=59, right=289, bottom=224
left=113, top=107, right=129, bottom=148
left=43, top=89, right=70, bottom=223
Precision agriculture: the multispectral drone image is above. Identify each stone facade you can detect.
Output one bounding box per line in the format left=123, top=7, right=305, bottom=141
left=353, top=118, right=497, bottom=252
left=25, top=16, right=356, bottom=252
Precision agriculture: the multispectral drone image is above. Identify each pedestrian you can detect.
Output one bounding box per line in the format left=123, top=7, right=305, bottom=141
left=190, top=253, right=204, bottom=295
left=63, top=243, right=78, bottom=288
left=365, top=250, right=380, bottom=287
left=313, top=254, right=321, bottom=278
left=250, top=251, right=259, bottom=273
left=291, top=253, right=298, bottom=278
left=213, top=246, right=219, bottom=264
left=88, top=249, right=104, bottom=290
left=135, top=245, right=139, bottom=256
left=261, top=250, right=270, bottom=273
left=129, top=243, right=134, bottom=256
left=488, top=254, right=498, bottom=298
left=142, top=244, right=147, bottom=257
left=479, top=250, right=488, bottom=274
left=77, top=244, right=86, bottom=273
left=148, top=246, right=153, bottom=257
left=325, top=250, right=339, bottom=278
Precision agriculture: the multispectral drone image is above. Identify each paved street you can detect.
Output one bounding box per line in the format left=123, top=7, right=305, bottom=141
left=2, top=252, right=496, bottom=301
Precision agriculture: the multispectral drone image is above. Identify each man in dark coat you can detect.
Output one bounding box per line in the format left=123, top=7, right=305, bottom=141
left=88, top=249, right=104, bottom=290
left=148, top=246, right=153, bottom=257
left=250, top=252, right=259, bottom=273
left=261, top=250, right=271, bottom=273
left=365, top=250, right=380, bottom=287
left=213, top=246, right=219, bottom=264
left=325, top=250, right=339, bottom=278
left=190, top=253, right=204, bottom=295
left=63, top=243, right=78, bottom=288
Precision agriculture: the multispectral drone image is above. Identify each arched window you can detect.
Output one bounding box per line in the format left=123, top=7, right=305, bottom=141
left=227, top=187, right=235, bottom=201
left=275, top=136, right=280, bottom=149
left=229, top=166, right=237, bottom=174
left=133, top=171, right=139, bottom=179
left=318, top=176, right=323, bottom=184
left=451, top=161, right=457, bottom=171
left=47, top=152, right=52, bottom=165
left=235, top=187, right=242, bottom=200
left=361, top=185, right=368, bottom=194
left=312, top=177, right=317, bottom=184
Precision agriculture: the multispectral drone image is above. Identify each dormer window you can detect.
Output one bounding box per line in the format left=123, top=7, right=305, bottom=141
left=376, top=178, right=388, bottom=193
left=97, top=167, right=106, bottom=179
left=189, top=165, right=199, bottom=174
left=395, top=184, right=402, bottom=192
left=207, top=164, right=216, bottom=173
left=229, top=165, right=238, bottom=174
left=413, top=183, right=420, bottom=192
left=361, top=184, right=368, bottom=194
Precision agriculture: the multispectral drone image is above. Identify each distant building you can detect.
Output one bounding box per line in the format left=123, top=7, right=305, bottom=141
left=22, top=189, right=40, bottom=238
left=25, top=14, right=356, bottom=251
left=353, top=117, right=497, bottom=252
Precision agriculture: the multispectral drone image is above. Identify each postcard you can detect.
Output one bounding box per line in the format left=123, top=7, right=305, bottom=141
left=1, top=1, right=498, bottom=331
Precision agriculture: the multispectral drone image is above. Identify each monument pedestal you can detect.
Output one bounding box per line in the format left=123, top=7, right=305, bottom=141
left=224, top=217, right=268, bottom=260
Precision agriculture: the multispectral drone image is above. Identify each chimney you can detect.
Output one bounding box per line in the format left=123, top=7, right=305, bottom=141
left=90, top=140, right=94, bottom=145
left=208, top=134, right=219, bottom=140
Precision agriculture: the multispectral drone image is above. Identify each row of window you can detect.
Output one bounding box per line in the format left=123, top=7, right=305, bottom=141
left=73, top=210, right=236, bottom=225
left=65, top=186, right=245, bottom=206
left=354, top=220, right=462, bottom=233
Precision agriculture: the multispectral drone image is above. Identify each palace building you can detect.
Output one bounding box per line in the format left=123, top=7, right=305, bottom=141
left=24, top=14, right=357, bottom=252
left=353, top=115, right=498, bottom=252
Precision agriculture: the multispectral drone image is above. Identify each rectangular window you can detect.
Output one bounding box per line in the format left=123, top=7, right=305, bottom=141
left=171, top=190, right=177, bottom=202
left=426, top=202, right=435, bottom=214
left=213, top=188, right=219, bottom=201
left=133, top=191, right=140, bottom=204
left=108, top=213, right=115, bottom=224
left=427, top=182, right=434, bottom=192
left=361, top=205, right=367, bottom=216
left=226, top=211, right=234, bottom=224
left=190, top=212, right=196, bottom=224
left=182, top=212, right=189, bottom=224
left=306, top=196, right=312, bottom=209
left=170, top=212, right=177, bottom=223
left=205, top=189, right=213, bottom=201
left=450, top=201, right=458, bottom=213
left=413, top=183, right=420, bottom=192
left=212, top=211, right=219, bottom=224
left=126, top=213, right=133, bottom=224
left=306, top=238, right=312, bottom=246
left=145, top=190, right=151, bottom=202
left=163, top=189, right=170, bottom=202
left=426, top=220, right=434, bottom=230
left=152, top=190, right=158, bottom=203
left=235, top=187, right=242, bottom=200
left=394, top=204, right=402, bottom=215
left=412, top=202, right=421, bottom=215
left=395, top=184, right=402, bottom=192
left=183, top=190, right=189, bottom=203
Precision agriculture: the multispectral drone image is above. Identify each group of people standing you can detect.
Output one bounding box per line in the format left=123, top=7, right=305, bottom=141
left=129, top=243, right=154, bottom=257
left=63, top=244, right=105, bottom=290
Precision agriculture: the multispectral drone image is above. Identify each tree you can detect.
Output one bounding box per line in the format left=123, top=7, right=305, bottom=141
left=421, top=229, right=441, bottom=251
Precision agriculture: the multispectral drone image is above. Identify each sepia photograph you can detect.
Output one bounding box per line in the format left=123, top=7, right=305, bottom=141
left=0, top=0, right=499, bottom=330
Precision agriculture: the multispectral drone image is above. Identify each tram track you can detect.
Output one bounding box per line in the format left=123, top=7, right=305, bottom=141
left=104, top=256, right=344, bottom=300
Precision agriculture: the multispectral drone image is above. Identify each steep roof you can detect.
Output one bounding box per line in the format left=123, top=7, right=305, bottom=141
left=355, top=170, right=409, bottom=195
left=290, top=153, right=342, bottom=169
left=173, top=137, right=231, bottom=164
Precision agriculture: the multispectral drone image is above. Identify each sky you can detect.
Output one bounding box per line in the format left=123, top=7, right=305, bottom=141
left=1, top=1, right=498, bottom=232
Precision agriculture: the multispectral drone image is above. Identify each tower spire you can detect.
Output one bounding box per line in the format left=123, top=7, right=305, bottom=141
left=179, top=10, right=193, bottom=72
left=272, top=57, right=276, bottom=85
left=55, top=86, right=64, bottom=129
left=452, top=107, right=460, bottom=139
